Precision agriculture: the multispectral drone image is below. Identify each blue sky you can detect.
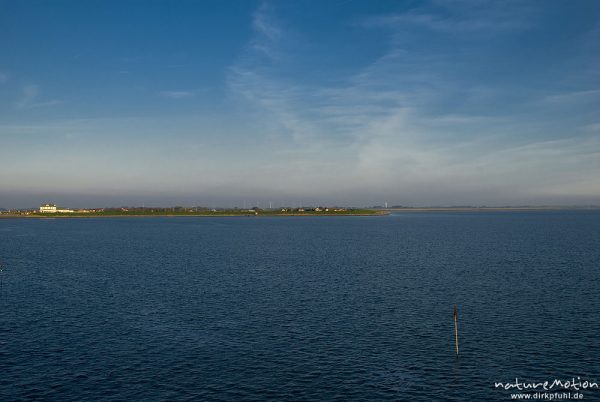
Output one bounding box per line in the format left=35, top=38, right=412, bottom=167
left=1, top=0, right=599, bottom=208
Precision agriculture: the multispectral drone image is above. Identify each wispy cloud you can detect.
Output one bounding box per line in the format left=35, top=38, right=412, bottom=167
left=541, top=89, right=600, bottom=104
left=229, top=3, right=505, bottom=148
left=228, top=5, right=323, bottom=145
left=248, top=3, right=285, bottom=60
left=582, top=122, right=600, bottom=133
left=252, top=3, right=281, bottom=41
left=224, top=2, right=600, bottom=204
left=16, top=85, right=39, bottom=108
left=160, top=90, right=195, bottom=99
left=15, top=84, right=62, bottom=109
left=364, top=12, right=525, bottom=33
left=362, top=0, right=532, bottom=33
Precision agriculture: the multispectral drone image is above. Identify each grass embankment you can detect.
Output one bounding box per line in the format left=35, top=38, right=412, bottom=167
left=5, top=209, right=385, bottom=218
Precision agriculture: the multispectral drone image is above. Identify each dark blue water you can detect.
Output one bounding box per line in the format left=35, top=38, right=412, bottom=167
left=1, top=212, right=599, bottom=401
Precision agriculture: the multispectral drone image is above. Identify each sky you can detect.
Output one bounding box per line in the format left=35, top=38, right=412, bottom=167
left=1, top=0, right=599, bottom=208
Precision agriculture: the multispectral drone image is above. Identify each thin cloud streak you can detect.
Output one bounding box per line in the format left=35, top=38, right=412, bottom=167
left=541, top=89, right=600, bottom=104
left=15, top=84, right=62, bottom=109
left=160, top=90, right=195, bottom=99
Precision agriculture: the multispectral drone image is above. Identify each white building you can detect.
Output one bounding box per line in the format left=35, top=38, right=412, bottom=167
left=40, top=203, right=57, bottom=213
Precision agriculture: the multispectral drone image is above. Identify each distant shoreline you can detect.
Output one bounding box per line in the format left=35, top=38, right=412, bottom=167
left=384, top=207, right=600, bottom=212
left=0, top=211, right=389, bottom=219
left=1, top=207, right=599, bottom=219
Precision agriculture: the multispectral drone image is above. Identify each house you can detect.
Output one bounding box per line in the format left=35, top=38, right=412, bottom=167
left=39, top=203, right=74, bottom=213
left=40, top=203, right=57, bottom=213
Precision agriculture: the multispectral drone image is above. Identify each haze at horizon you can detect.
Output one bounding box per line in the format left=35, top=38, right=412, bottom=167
left=1, top=0, right=599, bottom=208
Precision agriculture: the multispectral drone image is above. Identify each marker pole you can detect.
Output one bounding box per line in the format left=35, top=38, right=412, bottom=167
left=454, top=304, right=459, bottom=357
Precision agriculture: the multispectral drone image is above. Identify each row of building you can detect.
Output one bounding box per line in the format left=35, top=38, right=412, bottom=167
left=39, top=204, right=97, bottom=214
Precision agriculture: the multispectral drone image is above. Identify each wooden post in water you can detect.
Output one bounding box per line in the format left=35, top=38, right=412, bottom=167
left=0, top=261, right=4, bottom=295
left=454, top=304, right=459, bottom=357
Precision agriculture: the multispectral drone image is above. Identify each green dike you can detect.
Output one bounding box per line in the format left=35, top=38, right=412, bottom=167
left=25, top=209, right=385, bottom=217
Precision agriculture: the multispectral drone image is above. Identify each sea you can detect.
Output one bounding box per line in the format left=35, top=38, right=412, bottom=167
left=1, top=211, right=599, bottom=401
